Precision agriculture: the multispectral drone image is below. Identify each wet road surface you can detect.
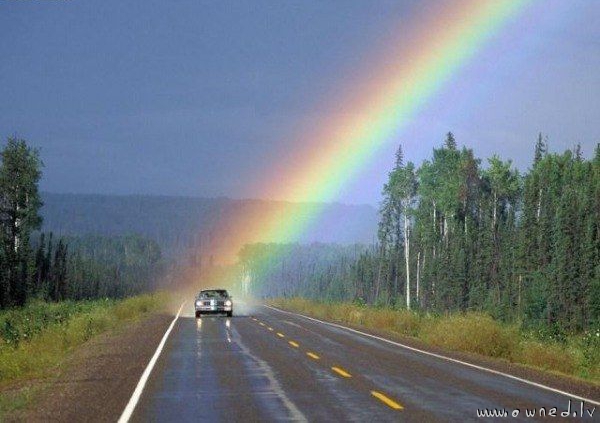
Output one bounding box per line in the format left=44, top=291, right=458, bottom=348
left=131, top=303, right=598, bottom=422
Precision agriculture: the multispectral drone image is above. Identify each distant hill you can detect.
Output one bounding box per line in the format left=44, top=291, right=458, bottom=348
left=40, top=193, right=378, bottom=258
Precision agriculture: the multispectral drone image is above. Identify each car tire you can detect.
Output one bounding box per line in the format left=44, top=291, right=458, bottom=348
left=227, top=311, right=233, bottom=317
left=195, top=311, right=201, bottom=318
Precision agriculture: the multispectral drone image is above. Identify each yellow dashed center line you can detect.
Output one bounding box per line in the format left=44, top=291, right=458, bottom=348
left=331, top=366, right=352, bottom=378
left=371, top=391, right=404, bottom=410
left=265, top=329, right=400, bottom=412
left=259, top=319, right=402, bottom=411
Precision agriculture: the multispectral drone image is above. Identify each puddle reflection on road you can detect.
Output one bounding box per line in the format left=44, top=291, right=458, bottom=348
left=226, top=318, right=232, bottom=343
left=194, top=316, right=232, bottom=343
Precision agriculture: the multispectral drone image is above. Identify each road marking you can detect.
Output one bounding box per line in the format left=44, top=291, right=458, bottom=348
left=251, top=317, right=257, bottom=321
left=264, top=305, right=600, bottom=407
left=268, top=327, right=274, bottom=331
left=277, top=332, right=285, bottom=338
left=371, top=391, right=404, bottom=410
left=259, top=322, right=266, bottom=326
left=306, top=352, right=320, bottom=360
left=288, top=340, right=300, bottom=348
left=331, top=366, right=352, bottom=378
left=118, top=302, right=185, bottom=423
left=234, top=323, right=308, bottom=421
left=283, top=320, right=303, bottom=328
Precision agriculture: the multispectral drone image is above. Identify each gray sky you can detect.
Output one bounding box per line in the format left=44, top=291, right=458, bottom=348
left=1, top=0, right=598, bottom=205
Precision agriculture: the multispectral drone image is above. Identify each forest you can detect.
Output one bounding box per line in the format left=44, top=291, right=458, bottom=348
left=241, top=134, right=600, bottom=334
left=0, top=138, right=164, bottom=308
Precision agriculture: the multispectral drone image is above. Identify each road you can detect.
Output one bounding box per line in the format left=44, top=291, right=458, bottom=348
left=130, top=303, right=598, bottom=422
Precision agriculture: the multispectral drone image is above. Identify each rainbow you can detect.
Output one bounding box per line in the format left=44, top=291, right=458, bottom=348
left=201, top=0, right=532, bottom=268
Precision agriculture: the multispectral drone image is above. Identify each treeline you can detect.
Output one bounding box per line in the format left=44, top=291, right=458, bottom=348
left=0, top=137, right=163, bottom=308
left=242, top=134, right=600, bottom=333
left=31, top=233, right=163, bottom=302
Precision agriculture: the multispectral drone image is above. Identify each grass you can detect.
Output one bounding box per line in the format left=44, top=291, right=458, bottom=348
left=0, top=292, right=169, bottom=415
left=269, top=298, right=600, bottom=384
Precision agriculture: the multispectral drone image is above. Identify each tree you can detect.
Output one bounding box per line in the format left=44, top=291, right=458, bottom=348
left=387, top=160, right=417, bottom=309
left=445, top=132, right=457, bottom=150
left=534, top=133, right=546, bottom=164
left=481, top=156, right=520, bottom=313
left=0, top=137, right=43, bottom=307
left=378, top=144, right=406, bottom=303
left=50, top=239, right=68, bottom=301
left=395, top=144, right=404, bottom=168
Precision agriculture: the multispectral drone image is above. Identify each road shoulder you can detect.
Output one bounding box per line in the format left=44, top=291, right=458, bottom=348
left=2, top=313, right=173, bottom=422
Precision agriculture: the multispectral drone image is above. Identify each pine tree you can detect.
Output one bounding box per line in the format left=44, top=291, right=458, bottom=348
left=445, top=132, right=457, bottom=150
left=574, top=143, right=583, bottom=161
left=395, top=144, right=404, bottom=169
left=534, top=133, right=546, bottom=164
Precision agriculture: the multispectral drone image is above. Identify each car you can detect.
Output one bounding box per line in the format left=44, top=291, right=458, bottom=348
left=195, top=289, right=233, bottom=317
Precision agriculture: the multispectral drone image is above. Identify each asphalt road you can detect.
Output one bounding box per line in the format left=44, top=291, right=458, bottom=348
left=130, top=303, right=598, bottom=422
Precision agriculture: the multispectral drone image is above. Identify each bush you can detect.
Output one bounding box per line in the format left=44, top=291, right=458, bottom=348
left=0, top=300, right=99, bottom=348
left=0, top=293, right=168, bottom=384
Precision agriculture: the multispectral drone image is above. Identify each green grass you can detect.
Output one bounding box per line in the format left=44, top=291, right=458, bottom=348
left=0, top=293, right=169, bottom=386
left=269, top=298, right=600, bottom=384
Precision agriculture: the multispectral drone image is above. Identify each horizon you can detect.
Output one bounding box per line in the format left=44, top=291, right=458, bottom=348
left=39, top=190, right=379, bottom=208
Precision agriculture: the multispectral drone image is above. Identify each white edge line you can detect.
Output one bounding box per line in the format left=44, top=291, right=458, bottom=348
left=264, top=305, right=600, bottom=406
left=118, top=302, right=185, bottom=423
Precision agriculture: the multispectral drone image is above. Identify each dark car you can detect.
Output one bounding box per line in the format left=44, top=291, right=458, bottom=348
left=194, top=289, right=233, bottom=317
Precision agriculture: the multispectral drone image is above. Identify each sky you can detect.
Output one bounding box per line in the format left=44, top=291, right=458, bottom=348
left=1, top=0, right=598, bottom=206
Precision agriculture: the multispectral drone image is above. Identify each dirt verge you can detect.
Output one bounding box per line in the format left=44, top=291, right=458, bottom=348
left=2, top=313, right=173, bottom=422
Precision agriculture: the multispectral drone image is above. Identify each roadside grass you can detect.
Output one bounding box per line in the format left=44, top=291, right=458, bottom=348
left=268, top=298, right=600, bottom=384
left=0, top=292, right=170, bottom=414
